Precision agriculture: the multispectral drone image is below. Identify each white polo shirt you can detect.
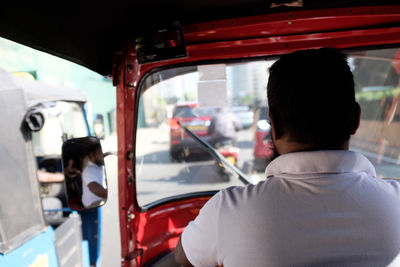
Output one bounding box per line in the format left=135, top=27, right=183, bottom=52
left=81, top=160, right=106, bottom=208
left=182, top=150, right=400, bottom=267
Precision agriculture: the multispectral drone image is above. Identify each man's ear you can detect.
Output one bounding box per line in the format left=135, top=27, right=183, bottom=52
left=350, top=102, right=361, bottom=135
left=268, top=109, right=281, bottom=140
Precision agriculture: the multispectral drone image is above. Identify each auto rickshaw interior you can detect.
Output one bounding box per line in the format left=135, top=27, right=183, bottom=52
left=2, top=2, right=400, bottom=266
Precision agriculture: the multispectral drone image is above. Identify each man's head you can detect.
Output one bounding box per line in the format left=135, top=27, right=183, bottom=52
left=87, top=142, right=104, bottom=166
left=267, top=47, right=360, bottom=153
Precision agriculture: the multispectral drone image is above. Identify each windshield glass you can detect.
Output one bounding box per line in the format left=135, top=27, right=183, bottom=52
left=32, top=101, right=88, bottom=156
left=136, top=46, right=400, bottom=207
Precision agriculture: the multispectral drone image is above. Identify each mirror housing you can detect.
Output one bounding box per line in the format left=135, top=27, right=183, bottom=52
left=61, top=136, right=108, bottom=210
left=25, top=109, right=45, bottom=131
left=256, top=120, right=271, bottom=132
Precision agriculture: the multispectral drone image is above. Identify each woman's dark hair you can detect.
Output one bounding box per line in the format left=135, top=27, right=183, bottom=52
left=267, top=47, right=357, bottom=148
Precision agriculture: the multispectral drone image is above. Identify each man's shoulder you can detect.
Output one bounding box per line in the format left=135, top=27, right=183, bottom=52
left=218, top=181, right=270, bottom=203
left=83, top=164, right=98, bottom=173
left=375, top=178, right=400, bottom=196
left=82, top=163, right=102, bottom=177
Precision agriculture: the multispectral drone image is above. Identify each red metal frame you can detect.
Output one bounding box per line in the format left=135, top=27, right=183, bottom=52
left=135, top=197, right=210, bottom=265
left=117, top=51, right=139, bottom=265
left=116, top=5, right=400, bottom=266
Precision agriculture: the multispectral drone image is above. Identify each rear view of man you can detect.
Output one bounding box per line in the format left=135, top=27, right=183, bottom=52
left=208, top=107, right=242, bottom=147
left=175, top=48, right=400, bottom=266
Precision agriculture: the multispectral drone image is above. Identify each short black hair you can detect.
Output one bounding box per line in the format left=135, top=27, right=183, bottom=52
left=267, top=47, right=356, bottom=147
left=87, top=141, right=102, bottom=155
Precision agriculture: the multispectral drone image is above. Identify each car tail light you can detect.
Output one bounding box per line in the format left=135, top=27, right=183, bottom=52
left=168, top=118, right=179, bottom=128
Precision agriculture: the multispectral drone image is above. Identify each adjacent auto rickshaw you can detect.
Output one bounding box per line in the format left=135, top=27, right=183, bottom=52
left=2, top=1, right=400, bottom=266
left=0, top=68, right=102, bottom=266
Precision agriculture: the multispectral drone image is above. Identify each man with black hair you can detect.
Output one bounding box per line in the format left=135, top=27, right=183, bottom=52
left=81, top=142, right=107, bottom=208
left=175, top=48, right=400, bottom=266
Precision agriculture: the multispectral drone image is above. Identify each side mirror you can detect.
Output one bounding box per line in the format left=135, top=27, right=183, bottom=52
left=61, top=136, right=108, bottom=210
left=25, top=109, right=45, bottom=131
left=256, top=120, right=271, bottom=131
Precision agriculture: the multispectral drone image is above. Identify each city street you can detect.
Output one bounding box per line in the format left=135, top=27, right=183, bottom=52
left=135, top=124, right=266, bottom=206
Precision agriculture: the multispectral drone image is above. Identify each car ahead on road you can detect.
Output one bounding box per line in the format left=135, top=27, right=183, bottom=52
left=232, top=106, right=254, bottom=129
left=169, top=104, right=214, bottom=161
left=253, top=105, right=274, bottom=172
left=3, top=1, right=400, bottom=267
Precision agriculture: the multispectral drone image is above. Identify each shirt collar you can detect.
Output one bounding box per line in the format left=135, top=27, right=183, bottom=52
left=265, top=150, right=376, bottom=178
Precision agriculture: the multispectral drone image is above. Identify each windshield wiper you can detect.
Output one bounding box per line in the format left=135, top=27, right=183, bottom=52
left=177, top=120, right=250, bottom=185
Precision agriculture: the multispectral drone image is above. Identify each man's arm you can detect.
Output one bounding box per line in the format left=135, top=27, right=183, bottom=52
left=174, top=236, right=193, bottom=267
left=64, top=159, right=81, bottom=178
left=87, top=182, right=107, bottom=198
left=174, top=192, right=222, bottom=266
left=37, top=170, right=64, bottom=182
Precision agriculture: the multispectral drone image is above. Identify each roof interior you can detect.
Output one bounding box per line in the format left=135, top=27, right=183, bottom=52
left=0, top=1, right=397, bottom=75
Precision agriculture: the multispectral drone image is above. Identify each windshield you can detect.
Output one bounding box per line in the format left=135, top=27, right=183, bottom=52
left=136, top=46, right=400, bottom=207
left=32, top=101, right=89, bottom=156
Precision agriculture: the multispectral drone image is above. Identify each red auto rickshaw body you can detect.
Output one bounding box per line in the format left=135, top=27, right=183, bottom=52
left=114, top=5, right=400, bottom=266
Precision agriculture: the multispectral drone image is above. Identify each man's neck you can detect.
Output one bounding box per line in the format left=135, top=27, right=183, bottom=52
left=275, top=136, right=349, bottom=155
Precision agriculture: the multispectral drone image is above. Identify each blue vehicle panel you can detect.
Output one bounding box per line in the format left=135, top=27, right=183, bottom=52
left=0, top=228, right=58, bottom=267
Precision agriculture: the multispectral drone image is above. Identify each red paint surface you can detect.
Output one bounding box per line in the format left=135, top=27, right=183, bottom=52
left=135, top=197, right=211, bottom=265
left=254, top=131, right=273, bottom=159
